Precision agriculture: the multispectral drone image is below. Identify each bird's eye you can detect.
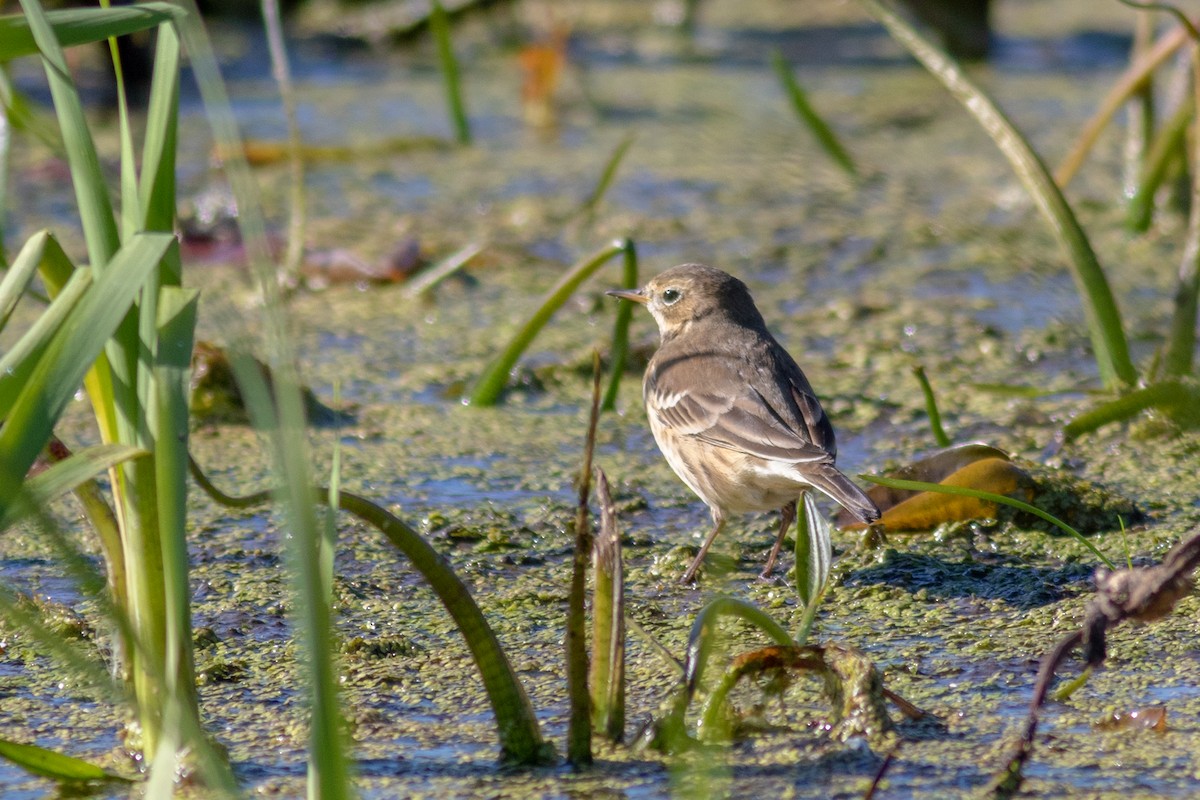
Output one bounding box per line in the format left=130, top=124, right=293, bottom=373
left=661, top=288, right=682, bottom=305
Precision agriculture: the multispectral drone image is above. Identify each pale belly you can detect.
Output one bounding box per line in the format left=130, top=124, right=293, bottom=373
left=649, top=418, right=808, bottom=517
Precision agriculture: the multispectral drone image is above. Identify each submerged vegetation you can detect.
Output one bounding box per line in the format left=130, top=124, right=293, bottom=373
left=1, top=0, right=1199, bottom=798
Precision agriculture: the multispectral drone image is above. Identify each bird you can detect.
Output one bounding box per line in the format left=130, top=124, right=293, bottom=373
left=607, top=263, right=879, bottom=583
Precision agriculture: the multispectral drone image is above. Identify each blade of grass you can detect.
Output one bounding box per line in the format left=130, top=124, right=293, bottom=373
left=189, top=455, right=551, bottom=764
left=1061, top=378, right=1200, bottom=441
left=1125, top=92, right=1192, bottom=233
left=1165, top=42, right=1200, bottom=376
left=771, top=48, right=857, bottom=176
left=232, top=354, right=354, bottom=799
left=430, top=0, right=470, bottom=145
left=0, top=231, right=172, bottom=497
left=18, top=0, right=121, bottom=273
left=577, top=134, right=635, bottom=220
left=0, top=737, right=133, bottom=784
left=860, top=0, right=1137, bottom=390
left=0, top=443, right=144, bottom=530
left=0, top=3, right=183, bottom=60
left=601, top=238, right=637, bottom=411
left=470, top=239, right=625, bottom=406
left=912, top=364, right=951, bottom=447
left=862, top=474, right=1116, bottom=570
left=401, top=241, right=483, bottom=299
left=684, top=597, right=797, bottom=696
left=262, top=0, right=306, bottom=279
left=152, top=286, right=201, bottom=720
left=793, top=491, right=832, bottom=610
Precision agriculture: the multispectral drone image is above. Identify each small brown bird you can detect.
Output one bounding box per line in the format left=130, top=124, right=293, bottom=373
left=608, top=263, right=879, bottom=583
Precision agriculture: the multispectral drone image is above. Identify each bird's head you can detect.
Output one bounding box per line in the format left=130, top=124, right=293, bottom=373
left=606, top=263, right=763, bottom=340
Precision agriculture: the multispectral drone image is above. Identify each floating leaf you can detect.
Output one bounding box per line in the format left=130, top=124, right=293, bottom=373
left=1095, top=706, right=1168, bottom=732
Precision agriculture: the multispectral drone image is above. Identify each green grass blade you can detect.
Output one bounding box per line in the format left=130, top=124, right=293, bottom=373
left=152, top=286, right=200, bottom=704
left=912, top=364, right=951, bottom=447
left=232, top=355, right=354, bottom=799
left=862, top=474, right=1116, bottom=570
left=0, top=229, right=52, bottom=329
left=0, top=231, right=172, bottom=506
left=18, top=0, right=121, bottom=273
left=189, top=458, right=550, bottom=765
left=1062, top=379, right=1200, bottom=441
left=430, top=0, right=470, bottom=145
left=771, top=48, right=857, bottom=176
left=0, top=737, right=132, bottom=784
left=470, top=240, right=625, bottom=406
left=138, top=21, right=181, bottom=240
left=336, top=491, right=549, bottom=764
left=578, top=134, right=635, bottom=219
left=601, top=238, right=638, bottom=412
left=0, top=444, right=144, bottom=531
left=793, top=491, right=832, bottom=610
left=684, top=597, right=797, bottom=695
left=0, top=3, right=183, bottom=60
left=859, top=0, right=1137, bottom=390
left=1125, top=90, right=1191, bottom=233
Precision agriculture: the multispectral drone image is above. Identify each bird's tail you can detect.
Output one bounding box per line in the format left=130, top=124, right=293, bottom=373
left=807, top=464, right=880, bottom=525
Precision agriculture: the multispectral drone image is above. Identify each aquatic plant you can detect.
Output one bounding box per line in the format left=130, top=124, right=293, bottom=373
left=860, top=0, right=1200, bottom=432
left=469, top=238, right=639, bottom=407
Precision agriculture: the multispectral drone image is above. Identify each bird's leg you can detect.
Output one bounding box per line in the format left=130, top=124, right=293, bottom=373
left=681, top=517, right=725, bottom=584
left=760, top=500, right=797, bottom=580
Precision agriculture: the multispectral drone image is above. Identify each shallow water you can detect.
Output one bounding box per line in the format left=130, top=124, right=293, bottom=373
left=3, top=0, right=1200, bottom=797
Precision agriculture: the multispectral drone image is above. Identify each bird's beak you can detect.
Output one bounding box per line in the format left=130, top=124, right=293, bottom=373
left=606, top=288, right=648, bottom=304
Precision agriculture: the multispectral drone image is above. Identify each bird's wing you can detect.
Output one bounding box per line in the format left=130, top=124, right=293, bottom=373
left=647, top=347, right=833, bottom=464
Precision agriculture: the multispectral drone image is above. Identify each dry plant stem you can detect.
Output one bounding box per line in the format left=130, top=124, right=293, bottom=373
left=567, top=353, right=604, bottom=765
left=1056, top=20, right=1193, bottom=188
left=991, top=529, right=1200, bottom=797
left=261, top=0, right=306, bottom=279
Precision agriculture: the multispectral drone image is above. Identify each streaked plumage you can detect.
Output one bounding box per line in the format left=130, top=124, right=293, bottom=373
left=608, top=263, right=878, bottom=582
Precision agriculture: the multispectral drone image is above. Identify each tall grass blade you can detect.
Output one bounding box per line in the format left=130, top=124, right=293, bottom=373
left=430, top=0, right=471, bottom=145
left=232, top=356, right=354, bottom=800
left=470, top=239, right=625, bottom=406
left=0, top=230, right=57, bottom=330
left=601, top=238, right=637, bottom=412
left=860, top=0, right=1137, bottom=390
left=262, top=0, right=306, bottom=278
left=153, top=286, right=201, bottom=718
left=862, top=474, right=1116, bottom=569
left=190, top=458, right=551, bottom=764
left=18, top=0, right=120, bottom=272
left=771, top=48, right=857, bottom=177
left=0, top=232, right=172, bottom=495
